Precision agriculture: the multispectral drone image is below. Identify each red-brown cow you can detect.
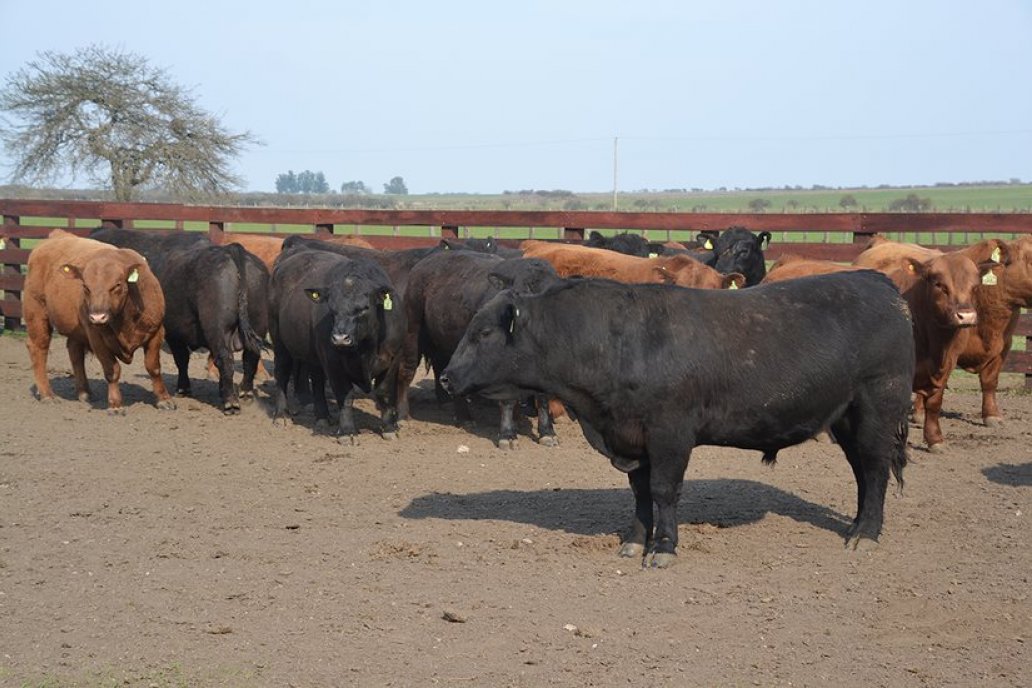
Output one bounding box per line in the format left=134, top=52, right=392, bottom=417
left=520, top=240, right=745, bottom=289
left=24, top=230, right=175, bottom=413
left=762, top=254, right=867, bottom=283
left=888, top=252, right=992, bottom=451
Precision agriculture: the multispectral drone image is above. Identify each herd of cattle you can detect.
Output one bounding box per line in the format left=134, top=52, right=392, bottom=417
left=17, top=224, right=1032, bottom=566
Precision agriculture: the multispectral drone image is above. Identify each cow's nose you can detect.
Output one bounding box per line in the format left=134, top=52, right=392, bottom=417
left=439, top=373, right=454, bottom=394
left=331, top=332, right=353, bottom=347
left=89, top=312, right=109, bottom=325
left=955, top=309, right=977, bottom=327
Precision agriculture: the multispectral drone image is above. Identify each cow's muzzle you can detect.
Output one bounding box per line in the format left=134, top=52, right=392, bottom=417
left=953, top=309, right=977, bottom=328
left=88, top=311, right=110, bottom=325
left=331, top=333, right=354, bottom=347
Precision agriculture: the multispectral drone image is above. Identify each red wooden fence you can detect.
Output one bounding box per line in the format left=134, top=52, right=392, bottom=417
left=4, top=199, right=1032, bottom=382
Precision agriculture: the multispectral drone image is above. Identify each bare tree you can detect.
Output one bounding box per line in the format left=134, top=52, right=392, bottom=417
left=0, top=45, right=260, bottom=201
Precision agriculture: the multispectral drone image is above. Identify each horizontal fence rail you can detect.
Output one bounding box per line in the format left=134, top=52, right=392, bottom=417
left=3, top=199, right=1032, bottom=382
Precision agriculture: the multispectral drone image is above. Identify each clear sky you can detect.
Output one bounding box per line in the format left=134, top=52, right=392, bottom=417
left=1, top=0, right=1030, bottom=194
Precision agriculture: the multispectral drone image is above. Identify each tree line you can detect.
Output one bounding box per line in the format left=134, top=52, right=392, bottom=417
left=275, top=170, right=408, bottom=195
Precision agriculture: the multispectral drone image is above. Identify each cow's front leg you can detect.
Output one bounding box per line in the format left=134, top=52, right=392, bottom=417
left=66, top=338, right=91, bottom=403
left=328, top=377, right=358, bottom=445
left=644, top=437, right=692, bottom=569
left=920, top=386, right=947, bottom=452
left=144, top=331, right=175, bottom=410
left=535, top=394, right=559, bottom=447
left=620, top=465, right=653, bottom=560
left=96, top=351, right=125, bottom=415
left=497, top=400, right=519, bottom=450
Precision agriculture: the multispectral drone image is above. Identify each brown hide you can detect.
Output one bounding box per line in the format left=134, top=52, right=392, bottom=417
left=23, top=229, right=173, bottom=411
left=762, top=254, right=867, bottom=283
left=520, top=240, right=743, bottom=289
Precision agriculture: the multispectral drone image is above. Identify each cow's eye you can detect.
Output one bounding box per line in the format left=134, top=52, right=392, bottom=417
left=479, top=328, right=494, bottom=340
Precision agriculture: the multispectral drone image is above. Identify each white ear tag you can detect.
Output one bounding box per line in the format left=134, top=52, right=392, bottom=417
left=127, top=268, right=139, bottom=283
left=509, top=307, right=519, bottom=334
left=991, top=247, right=1001, bottom=262
left=383, top=294, right=393, bottom=311
left=982, top=271, right=998, bottom=286
left=0, top=238, right=5, bottom=250
left=704, top=239, right=713, bottom=250
left=729, top=281, right=739, bottom=290
left=648, top=252, right=658, bottom=259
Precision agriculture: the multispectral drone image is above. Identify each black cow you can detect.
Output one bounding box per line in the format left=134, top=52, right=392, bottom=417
left=709, top=227, right=772, bottom=286
left=270, top=248, right=405, bottom=442
left=90, top=228, right=268, bottom=414
left=440, top=272, right=913, bottom=567
left=399, top=251, right=562, bottom=448
left=585, top=231, right=651, bottom=257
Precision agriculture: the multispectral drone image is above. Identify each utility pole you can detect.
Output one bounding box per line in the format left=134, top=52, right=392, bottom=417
left=612, top=136, right=619, bottom=211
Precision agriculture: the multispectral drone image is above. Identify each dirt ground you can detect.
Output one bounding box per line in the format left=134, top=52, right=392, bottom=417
left=0, top=331, right=1029, bottom=688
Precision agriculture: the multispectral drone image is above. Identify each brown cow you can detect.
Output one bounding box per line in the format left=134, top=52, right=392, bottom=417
left=957, top=236, right=1032, bottom=426
left=521, top=240, right=745, bottom=289
left=218, top=233, right=375, bottom=272
left=762, top=254, right=867, bottom=283
left=888, top=252, right=992, bottom=451
left=24, top=229, right=175, bottom=413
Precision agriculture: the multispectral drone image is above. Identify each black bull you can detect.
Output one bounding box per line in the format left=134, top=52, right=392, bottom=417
left=441, top=271, right=914, bottom=567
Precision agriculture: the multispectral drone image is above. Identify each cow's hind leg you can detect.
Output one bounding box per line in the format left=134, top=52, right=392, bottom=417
left=534, top=394, right=559, bottom=447
left=239, top=347, right=260, bottom=403
left=25, top=310, right=55, bottom=401
left=271, top=345, right=293, bottom=426
left=143, top=330, right=175, bottom=410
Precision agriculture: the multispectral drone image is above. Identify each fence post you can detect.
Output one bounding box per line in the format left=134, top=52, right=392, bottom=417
left=208, top=221, right=225, bottom=243
left=2, top=214, right=22, bottom=331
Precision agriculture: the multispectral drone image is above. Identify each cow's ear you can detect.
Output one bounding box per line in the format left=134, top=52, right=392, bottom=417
left=758, top=232, right=772, bottom=249
left=379, top=288, right=395, bottom=311
left=724, top=273, right=746, bottom=289
left=304, top=288, right=325, bottom=303
left=487, top=273, right=507, bottom=290
left=60, top=264, right=84, bottom=281
left=653, top=265, right=676, bottom=284
left=905, top=258, right=927, bottom=278
left=439, top=239, right=452, bottom=250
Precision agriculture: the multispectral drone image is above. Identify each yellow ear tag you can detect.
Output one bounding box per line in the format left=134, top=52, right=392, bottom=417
left=991, top=247, right=1001, bottom=262
left=648, top=252, right=658, bottom=259
left=127, top=268, right=139, bottom=283
left=0, top=238, right=5, bottom=250
left=729, top=281, right=739, bottom=290
left=62, top=265, right=72, bottom=274
left=982, top=271, right=998, bottom=286
left=704, top=239, right=713, bottom=250
left=383, top=294, right=393, bottom=311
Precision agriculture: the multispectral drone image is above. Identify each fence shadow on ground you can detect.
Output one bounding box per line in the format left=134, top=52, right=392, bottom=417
left=399, top=479, right=853, bottom=538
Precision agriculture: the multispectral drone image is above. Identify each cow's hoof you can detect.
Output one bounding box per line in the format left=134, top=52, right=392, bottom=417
left=37, top=394, right=57, bottom=404
left=107, top=407, right=127, bottom=416
left=618, top=542, right=645, bottom=559
left=272, top=416, right=290, bottom=428
left=927, top=442, right=947, bottom=455
left=644, top=551, right=677, bottom=569
left=381, top=431, right=398, bottom=441
left=156, top=399, right=177, bottom=411
left=314, top=418, right=330, bottom=430
left=239, top=390, right=255, bottom=403
left=337, top=434, right=358, bottom=446
left=497, top=437, right=519, bottom=451
left=845, top=535, right=878, bottom=552
left=175, top=388, right=192, bottom=398
left=77, top=392, right=92, bottom=403
left=538, top=435, right=559, bottom=448
left=984, top=416, right=1004, bottom=428
left=222, top=404, right=240, bottom=416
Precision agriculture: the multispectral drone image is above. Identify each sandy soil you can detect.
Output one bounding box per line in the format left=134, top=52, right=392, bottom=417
left=0, top=331, right=1029, bottom=687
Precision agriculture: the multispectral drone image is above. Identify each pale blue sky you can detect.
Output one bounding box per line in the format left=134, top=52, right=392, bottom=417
left=1, top=0, right=1030, bottom=194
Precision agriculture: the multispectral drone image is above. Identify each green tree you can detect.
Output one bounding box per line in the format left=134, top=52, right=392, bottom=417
left=888, top=193, right=932, bottom=212
left=839, top=194, right=858, bottom=210
left=0, top=45, right=259, bottom=201
left=341, top=180, right=370, bottom=194
left=275, top=170, right=298, bottom=193
left=383, top=176, right=408, bottom=195
left=748, top=198, right=772, bottom=212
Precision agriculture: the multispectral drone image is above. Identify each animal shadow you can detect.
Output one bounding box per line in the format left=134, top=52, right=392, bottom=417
left=399, top=479, right=852, bottom=538
left=982, top=462, right=1032, bottom=487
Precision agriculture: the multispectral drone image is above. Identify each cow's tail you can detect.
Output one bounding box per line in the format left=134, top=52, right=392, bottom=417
left=226, top=243, right=265, bottom=355
left=892, top=419, right=908, bottom=496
